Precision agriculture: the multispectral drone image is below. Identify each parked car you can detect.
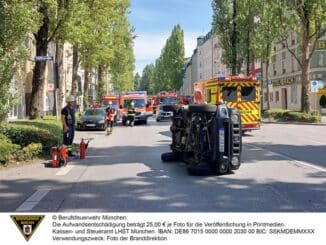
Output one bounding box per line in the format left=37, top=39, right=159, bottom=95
left=156, top=104, right=174, bottom=122
left=76, top=108, right=106, bottom=130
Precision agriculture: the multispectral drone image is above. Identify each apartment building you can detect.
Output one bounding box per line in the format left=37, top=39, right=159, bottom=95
left=180, top=30, right=228, bottom=96
left=262, top=33, right=326, bottom=111
left=8, top=39, right=84, bottom=119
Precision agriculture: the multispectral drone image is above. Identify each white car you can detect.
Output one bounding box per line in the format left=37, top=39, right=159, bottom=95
left=156, top=105, right=174, bottom=122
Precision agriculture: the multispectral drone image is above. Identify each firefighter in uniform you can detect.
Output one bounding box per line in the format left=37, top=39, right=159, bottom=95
left=105, top=101, right=116, bottom=133
left=61, top=95, right=76, bottom=157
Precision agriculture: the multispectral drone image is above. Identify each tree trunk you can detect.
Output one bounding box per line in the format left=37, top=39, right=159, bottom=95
left=97, top=65, right=105, bottom=100
left=30, top=5, right=49, bottom=119
left=71, top=45, right=79, bottom=96
left=83, top=66, right=90, bottom=109
left=301, top=60, right=310, bottom=113
left=265, top=59, right=270, bottom=110
left=301, top=12, right=311, bottom=113
left=55, top=41, right=64, bottom=113
left=231, top=0, right=238, bottom=75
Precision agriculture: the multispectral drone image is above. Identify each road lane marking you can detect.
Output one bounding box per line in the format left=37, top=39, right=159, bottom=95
left=56, top=165, right=74, bottom=176
left=246, top=144, right=326, bottom=172
left=16, top=189, right=51, bottom=211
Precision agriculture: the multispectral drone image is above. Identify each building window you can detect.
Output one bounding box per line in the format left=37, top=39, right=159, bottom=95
left=282, top=42, right=286, bottom=49
left=264, top=92, right=268, bottom=102
left=282, top=61, right=286, bottom=74
left=318, top=53, right=324, bottom=66
left=273, top=64, right=277, bottom=76
left=271, top=55, right=276, bottom=63
left=269, top=92, right=273, bottom=102
left=291, top=85, right=297, bottom=104
left=291, top=39, right=295, bottom=45
left=275, top=91, right=279, bottom=102
left=282, top=52, right=286, bottom=60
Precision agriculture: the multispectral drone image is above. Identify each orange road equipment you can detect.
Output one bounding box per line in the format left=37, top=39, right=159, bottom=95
left=52, top=145, right=68, bottom=167
left=80, top=139, right=86, bottom=160
left=52, top=146, right=59, bottom=167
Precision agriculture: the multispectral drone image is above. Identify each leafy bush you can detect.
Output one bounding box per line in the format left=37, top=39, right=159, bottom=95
left=0, top=123, right=60, bottom=152
left=16, top=143, right=42, bottom=161
left=0, top=136, right=20, bottom=165
left=263, top=109, right=288, bottom=120
left=263, top=109, right=320, bottom=123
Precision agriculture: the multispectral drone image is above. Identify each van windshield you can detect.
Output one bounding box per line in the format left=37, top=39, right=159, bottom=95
left=124, top=99, right=145, bottom=108
left=160, top=97, right=177, bottom=104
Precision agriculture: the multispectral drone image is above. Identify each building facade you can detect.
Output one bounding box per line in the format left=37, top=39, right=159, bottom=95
left=262, top=33, right=326, bottom=111
left=180, top=30, right=228, bottom=96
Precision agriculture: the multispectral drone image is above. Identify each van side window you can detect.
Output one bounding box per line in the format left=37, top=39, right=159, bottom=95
left=206, top=89, right=211, bottom=103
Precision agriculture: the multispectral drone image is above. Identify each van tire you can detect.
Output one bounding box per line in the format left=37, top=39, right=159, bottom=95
left=161, top=152, right=179, bottom=162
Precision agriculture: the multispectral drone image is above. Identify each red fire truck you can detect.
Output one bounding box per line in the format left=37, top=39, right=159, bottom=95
left=152, top=91, right=178, bottom=113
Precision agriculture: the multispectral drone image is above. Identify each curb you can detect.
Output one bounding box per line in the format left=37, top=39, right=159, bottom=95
left=261, top=121, right=326, bottom=126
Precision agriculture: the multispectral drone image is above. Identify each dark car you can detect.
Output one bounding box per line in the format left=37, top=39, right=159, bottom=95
left=76, top=108, right=106, bottom=130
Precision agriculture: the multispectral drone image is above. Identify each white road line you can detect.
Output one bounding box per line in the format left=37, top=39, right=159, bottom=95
left=56, top=165, right=74, bottom=176
left=246, top=144, right=326, bottom=172
left=16, top=189, right=51, bottom=211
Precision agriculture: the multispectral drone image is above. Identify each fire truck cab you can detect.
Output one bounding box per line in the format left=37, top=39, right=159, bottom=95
left=194, top=76, right=261, bottom=131
left=153, top=91, right=178, bottom=113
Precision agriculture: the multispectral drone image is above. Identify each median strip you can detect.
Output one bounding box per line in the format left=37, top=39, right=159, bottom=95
left=16, top=189, right=51, bottom=211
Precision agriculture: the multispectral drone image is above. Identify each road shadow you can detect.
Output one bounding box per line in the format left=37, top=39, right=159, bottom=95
left=1, top=130, right=325, bottom=212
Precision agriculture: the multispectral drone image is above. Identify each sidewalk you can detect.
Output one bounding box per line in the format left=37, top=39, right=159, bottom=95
left=322, top=115, right=326, bottom=124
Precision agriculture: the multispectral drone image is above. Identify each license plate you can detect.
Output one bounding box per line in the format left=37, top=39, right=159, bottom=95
left=86, top=124, right=95, bottom=127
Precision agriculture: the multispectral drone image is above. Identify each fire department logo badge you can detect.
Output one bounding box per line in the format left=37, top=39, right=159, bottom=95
left=23, top=225, right=32, bottom=235
left=11, top=215, right=44, bottom=241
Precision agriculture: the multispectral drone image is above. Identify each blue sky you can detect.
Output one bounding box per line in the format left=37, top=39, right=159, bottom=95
left=129, top=0, right=213, bottom=74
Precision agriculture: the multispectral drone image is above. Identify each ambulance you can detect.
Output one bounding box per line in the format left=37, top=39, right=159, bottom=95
left=120, top=91, right=152, bottom=125
left=194, top=76, right=261, bottom=131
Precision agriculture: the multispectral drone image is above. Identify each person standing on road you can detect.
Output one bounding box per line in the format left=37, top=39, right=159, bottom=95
left=105, top=101, right=116, bottom=133
left=61, top=95, right=76, bottom=157
left=127, top=101, right=136, bottom=126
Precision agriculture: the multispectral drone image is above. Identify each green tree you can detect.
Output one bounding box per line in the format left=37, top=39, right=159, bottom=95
left=30, top=0, right=74, bottom=119
left=133, top=72, right=141, bottom=90
left=212, top=0, right=243, bottom=75
left=151, top=25, right=185, bottom=92
left=141, top=64, right=155, bottom=94
left=0, top=1, right=40, bottom=122
left=253, top=0, right=284, bottom=110
left=280, top=0, right=326, bottom=113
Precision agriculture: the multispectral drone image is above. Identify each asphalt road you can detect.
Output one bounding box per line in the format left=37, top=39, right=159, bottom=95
left=0, top=119, right=325, bottom=212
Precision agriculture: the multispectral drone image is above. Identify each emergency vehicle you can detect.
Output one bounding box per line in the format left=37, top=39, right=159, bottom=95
left=194, top=76, right=261, bottom=131
left=100, top=93, right=121, bottom=109
left=100, top=93, right=121, bottom=121
left=152, top=91, right=178, bottom=113
left=120, top=91, right=152, bottom=125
